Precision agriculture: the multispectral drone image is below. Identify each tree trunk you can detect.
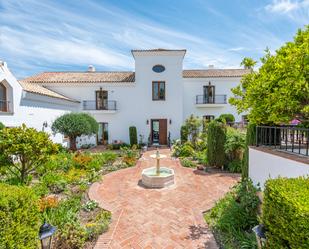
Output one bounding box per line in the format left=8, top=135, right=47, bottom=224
left=69, top=136, right=77, bottom=151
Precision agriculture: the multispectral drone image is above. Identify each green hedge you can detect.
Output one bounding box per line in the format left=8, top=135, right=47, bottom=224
left=180, top=125, right=188, bottom=144
left=207, top=121, right=226, bottom=167
left=218, top=114, right=235, bottom=123
left=0, top=122, right=4, bottom=130
left=129, top=126, right=137, bottom=146
left=262, top=177, right=309, bottom=249
left=0, top=184, right=41, bottom=249
left=242, top=123, right=256, bottom=178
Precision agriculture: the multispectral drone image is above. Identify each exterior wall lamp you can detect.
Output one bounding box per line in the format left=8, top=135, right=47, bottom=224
left=169, top=119, right=172, bottom=125
left=146, top=120, right=149, bottom=125
left=42, top=121, right=48, bottom=131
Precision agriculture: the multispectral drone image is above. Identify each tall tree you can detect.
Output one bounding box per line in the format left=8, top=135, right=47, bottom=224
left=230, top=26, right=309, bottom=125
left=52, top=113, right=98, bottom=151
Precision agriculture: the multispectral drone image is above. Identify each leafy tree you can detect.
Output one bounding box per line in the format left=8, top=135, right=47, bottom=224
left=0, top=124, right=58, bottom=184
left=184, top=114, right=202, bottom=147
left=230, top=26, right=309, bottom=125
left=207, top=121, right=226, bottom=167
left=52, top=113, right=98, bottom=151
left=240, top=57, right=257, bottom=69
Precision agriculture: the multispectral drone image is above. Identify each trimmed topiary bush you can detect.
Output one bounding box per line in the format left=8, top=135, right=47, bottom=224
left=218, top=114, right=235, bottom=124
left=0, top=183, right=41, bottom=249
left=180, top=125, right=188, bottom=144
left=0, top=122, right=5, bottom=130
left=242, top=123, right=256, bottom=179
left=262, top=177, right=309, bottom=249
left=129, top=126, right=137, bottom=146
left=207, top=121, right=226, bottom=167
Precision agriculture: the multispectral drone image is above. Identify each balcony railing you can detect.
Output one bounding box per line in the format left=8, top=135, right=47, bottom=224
left=256, top=126, right=309, bottom=157
left=0, top=100, right=10, bottom=113
left=195, top=95, right=227, bottom=104
left=83, top=100, right=117, bottom=111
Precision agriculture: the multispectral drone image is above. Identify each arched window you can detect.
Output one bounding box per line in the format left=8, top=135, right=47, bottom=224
left=0, top=82, right=7, bottom=112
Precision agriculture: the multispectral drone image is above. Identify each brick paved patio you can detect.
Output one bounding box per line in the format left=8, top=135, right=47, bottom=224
left=89, top=149, right=239, bottom=249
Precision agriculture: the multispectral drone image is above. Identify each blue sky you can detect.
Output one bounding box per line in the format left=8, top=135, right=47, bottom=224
left=0, top=0, right=308, bottom=78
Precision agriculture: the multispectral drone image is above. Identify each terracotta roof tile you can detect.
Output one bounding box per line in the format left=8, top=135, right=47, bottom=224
left=21, top=71, right=135, bottom=83
left=19, top=81, right=79, bottom=103
left=21, top=69, right=249, bottom=85
left=183, top=69, right=250, bottom=78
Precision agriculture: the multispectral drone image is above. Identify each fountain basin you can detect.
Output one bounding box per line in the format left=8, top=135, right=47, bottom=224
left=142, top=167, right=175, bottom=188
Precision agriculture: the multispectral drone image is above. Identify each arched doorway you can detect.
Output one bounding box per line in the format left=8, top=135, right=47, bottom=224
left=0, top=82, right=7, bottom=112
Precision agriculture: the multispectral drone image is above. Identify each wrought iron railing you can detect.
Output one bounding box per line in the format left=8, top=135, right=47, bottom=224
left=0, top=100, right=10, bottom=112
left=195, top=95, right=227, bottom=104
left=256, top=126, right=309, bottom=156
left=82, top=100, right=117, bottom=111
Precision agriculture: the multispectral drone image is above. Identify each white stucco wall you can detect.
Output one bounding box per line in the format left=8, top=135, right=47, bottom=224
left=0, top=62, right=79, bottom=144
left=249, top=147, right=309, bottom=189
left=183, top=77, right=244, bottom=121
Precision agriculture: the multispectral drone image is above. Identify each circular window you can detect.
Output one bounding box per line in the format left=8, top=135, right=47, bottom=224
left=152, top=65, right=165, bottom=73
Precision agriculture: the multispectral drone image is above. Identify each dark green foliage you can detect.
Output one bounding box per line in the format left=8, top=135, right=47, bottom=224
left=207, top=121, right=226, bottom=167
left=227, top=159, right=242, bottom=173
left=107, top=142, right=129, bottom=150
left=0, top=184, right=40, bottom=249
left=262, top=177, right=309, bottom=249
left=52, top=113, right=98, bottom=151
left=205, top=179, right=259, bottom=248
left=180, top=125, right=188, bottom=143
left=242, top=123, right=256, bottom=179
left=129, top=126, right=138, bottom=146
left=218, top=114, right=235, bottom=123
left=0, top=122, right=4, bottom=130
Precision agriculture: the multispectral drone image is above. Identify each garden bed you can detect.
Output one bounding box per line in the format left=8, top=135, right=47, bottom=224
left=0, top=125, right=139, bottom=249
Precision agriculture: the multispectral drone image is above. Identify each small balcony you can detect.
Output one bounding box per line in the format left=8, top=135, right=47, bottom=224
left=195, top=95, right=227, bottom=107
left=82, top=100, right=117, bottom=113
left=0, top=100, right=11, bottom=114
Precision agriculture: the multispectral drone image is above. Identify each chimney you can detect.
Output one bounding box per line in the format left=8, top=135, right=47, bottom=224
left=88, top=65, right=95, bottom=72
left=208, top=65, right=214, bottom=69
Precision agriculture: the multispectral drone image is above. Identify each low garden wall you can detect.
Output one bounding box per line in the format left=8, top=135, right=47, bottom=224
left=249, top=147, right=309, bottom=189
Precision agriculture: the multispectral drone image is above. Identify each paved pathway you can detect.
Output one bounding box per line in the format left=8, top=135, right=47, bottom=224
left=89, top=149, right=239, bottom=249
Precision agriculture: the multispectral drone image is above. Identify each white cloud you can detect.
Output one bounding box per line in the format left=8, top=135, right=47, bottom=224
left=265, top=0, right=309, bottom=23
left=265, top=0, right=299, bottom=13
left=0, top=0, right=285, bottom=77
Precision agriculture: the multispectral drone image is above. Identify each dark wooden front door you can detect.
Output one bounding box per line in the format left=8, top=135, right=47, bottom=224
left=151, top=119, right=167, bottom=145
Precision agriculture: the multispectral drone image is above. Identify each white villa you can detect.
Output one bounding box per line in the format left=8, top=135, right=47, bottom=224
left=0, top=49, right=249, bottom=147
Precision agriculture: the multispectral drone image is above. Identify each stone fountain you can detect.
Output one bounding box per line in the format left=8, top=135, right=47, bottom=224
left=141, top=149, right=175, bottom=188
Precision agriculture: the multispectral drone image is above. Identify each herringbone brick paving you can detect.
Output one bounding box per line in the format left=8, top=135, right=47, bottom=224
left=89, top=149, right=239, bottom=249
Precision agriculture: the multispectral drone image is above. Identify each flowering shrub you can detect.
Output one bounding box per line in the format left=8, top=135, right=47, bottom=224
left=39, top=196, right=59, bottom=212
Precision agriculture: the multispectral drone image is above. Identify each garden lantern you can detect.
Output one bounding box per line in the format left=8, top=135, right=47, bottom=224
left=39, top=222, right=56, bottom=249
left=252, top=224, right=266, bottom=249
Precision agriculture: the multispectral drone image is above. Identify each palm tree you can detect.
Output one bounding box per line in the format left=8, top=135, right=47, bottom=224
left=240, top=57, right=257, bottom=70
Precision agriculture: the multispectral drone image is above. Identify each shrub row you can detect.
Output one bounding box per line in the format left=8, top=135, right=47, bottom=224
left=262, top=177, right=309, bottom=249
left=0, top=184, right=40, bottom=249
